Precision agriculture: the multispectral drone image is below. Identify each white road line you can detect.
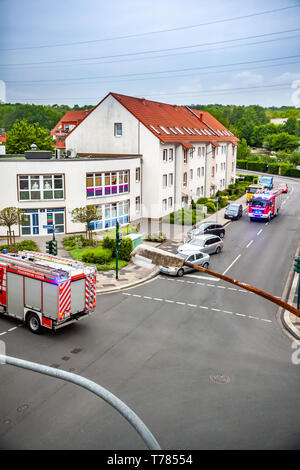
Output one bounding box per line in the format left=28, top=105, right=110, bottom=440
left=248, top=315, right=259, bottom=320
left=228, top=287, right=237, bottom=291
left=144, top=296, right=152, bottom=299
left=222, top=254, right=241, bottom=275
left=261, top=318, right=272, bottom=323
left=246, top=240, right=254, bottom=248
left=8, top=327, right=17, bottom=331
left=154, top=298, right=163, bottom=301
left=223, top=310, right=233, bottom=314
left=133, top=294, right=141, bottom=297
left=265, top=222, right=269, bottom=226
left=235, top=313, right=246, bottom=317
left=186, top=281, right=195, bottom=284
left=257, top=229, right=263, bottom=235
left=176, top=301, right=186, bottom=305
left=217, top=285, right=226, bottom=289
left=206, top=284, right=215, bottom=287
left=197, top=282, right=205, bottom=286
left=176, top=280, right=185, bottom=283
left=123, top=293, right=131, bottom=296
left=211, top=308, right=220, bottom=312
left=199, top=306, right=208, bottom=309
left=185, top=274, right=219, bottom=281
left=165, top=299, right=174, bottom=303
left=239, top=289, right=246, bottom=292
left=187, top=304, right=197, bottom=307
left=0, top=332, right=7, bottom=336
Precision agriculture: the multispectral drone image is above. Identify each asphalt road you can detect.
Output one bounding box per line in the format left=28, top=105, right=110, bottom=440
left=0, top=175, right=299, bottom=450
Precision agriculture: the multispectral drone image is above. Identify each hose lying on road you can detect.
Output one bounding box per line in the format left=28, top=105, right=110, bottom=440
left=0, top=354, right=161, bottom=451
left=132, top=244, right=300, bottom=319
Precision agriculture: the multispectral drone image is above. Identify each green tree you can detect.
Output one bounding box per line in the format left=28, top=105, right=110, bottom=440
left=6, top=119, right=54, bottom=154
left=0, top=207, right=24, bottom=246
left=289, top=151, right=300, bottom=166
left=284, top=117, right=298, bottom=135
left=71, top=205, right=102, bottom=243
left=237, top=138, right=251, bottom=159
left=263, top=133, right=299, bottom=152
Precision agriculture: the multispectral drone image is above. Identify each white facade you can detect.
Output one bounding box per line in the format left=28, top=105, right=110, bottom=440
left=66, top=94, right=237, bottom=220
left=0, top=157, right=141, bottom=237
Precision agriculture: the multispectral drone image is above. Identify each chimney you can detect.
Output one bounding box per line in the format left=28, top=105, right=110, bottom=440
left=199, top=113, right=203, bottom=122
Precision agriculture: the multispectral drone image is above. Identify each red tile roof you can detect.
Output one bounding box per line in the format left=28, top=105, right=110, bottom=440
left=52, top=110, right=91, bottom=132
left=110, top=93, right=239, bottom=146
left=66, top=92, right=239, bottom=147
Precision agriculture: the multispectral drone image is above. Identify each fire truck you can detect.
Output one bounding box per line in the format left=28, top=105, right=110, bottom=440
left=248, top=188, right=284, bottom=222
left=0, top=251, right=97, bottom=334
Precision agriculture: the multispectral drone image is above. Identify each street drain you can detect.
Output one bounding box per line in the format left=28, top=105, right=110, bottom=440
left=210, top=375, right=231, bottom=384
left=17, top=404, right=29, bottom=412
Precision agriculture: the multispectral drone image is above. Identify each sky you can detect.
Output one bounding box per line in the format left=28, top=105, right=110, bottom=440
left=1, top=0, right=300, bottom=108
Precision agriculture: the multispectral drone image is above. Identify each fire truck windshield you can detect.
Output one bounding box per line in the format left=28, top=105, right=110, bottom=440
left=250, top=198, right=267, bottom=207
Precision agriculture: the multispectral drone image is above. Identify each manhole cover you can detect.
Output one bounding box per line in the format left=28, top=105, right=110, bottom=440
left=210, top=375, right=231, bottom=384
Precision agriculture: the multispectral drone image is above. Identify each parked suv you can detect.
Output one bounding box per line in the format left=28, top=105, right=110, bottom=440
left=187, top=222, right=225, bottom=239
left=224, top=204, right=243, bottom=220
left=178, top=234, right=224, bottom=255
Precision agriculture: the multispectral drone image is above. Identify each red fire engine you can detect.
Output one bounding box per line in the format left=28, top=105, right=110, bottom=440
left=248, top=188, right=284, bottom=222
left=0, top=251, right=97, bottom=334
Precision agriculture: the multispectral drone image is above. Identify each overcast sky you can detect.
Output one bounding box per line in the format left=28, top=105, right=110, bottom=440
left=1, top=0, right=300, bottom=107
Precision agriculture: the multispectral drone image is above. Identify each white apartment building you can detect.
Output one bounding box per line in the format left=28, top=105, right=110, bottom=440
left=66, top=92, right=238, bottom=220
left=0, top=156, right=141, bottom=237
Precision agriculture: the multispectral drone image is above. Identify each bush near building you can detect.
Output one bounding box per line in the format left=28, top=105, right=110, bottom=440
left=0, top=239, right=38, bottom=253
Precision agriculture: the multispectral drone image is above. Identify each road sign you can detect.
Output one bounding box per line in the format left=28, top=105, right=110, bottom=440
left=43, top=225, right=53, bottom=229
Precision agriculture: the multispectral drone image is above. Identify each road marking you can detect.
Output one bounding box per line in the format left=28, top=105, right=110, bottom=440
left=184, top=274, right=219, bottom=281
left=0, top=332, right=7, bottom=336
left=133, top=294, right=141, bottom=297
left=186, top=281, right=195, bottom=284
left=176, top=301, right=186, bottom=305
left=8, top=327, right=18, bottom=331
left=123, top=293, right=131, bottom=296
left=228, top=287, right=237, bottom=291
left=246, top=240, right=254, bottom=248
left=211, top=308, right=220, bottom=312
left=235, top=313, right=246, bottom=317
left=143, top=296, right=152, bottom=299
left=222, top=254, right=241, bottom=275
left=197, top=282, right=205, bottom=286
left=188, top=304, right=197, bottom=307
left=154, top=298, right=163, bottom=301
left=223, top=310, right=233, bottom=314
left=217, top=285, right=226, bottom=289
left=261, top=318, right=272, bottom=323
left=199, top=306, right=208, bottom=309
left=206, top=284, right=215, bottom=287
left=248, top=315, right=259, bottom=320
left=265, top=222, right=269, bottom=226
left=165, top=299, right=174, bottom=303
left=257, top=229, right=263, bottom=235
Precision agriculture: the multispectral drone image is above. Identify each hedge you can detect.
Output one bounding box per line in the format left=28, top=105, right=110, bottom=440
left=0, top=240, right=39, bottom=253
left=102, top=235, right=133, bottom=261
left=267, top=163, right=279, bottom=175
left=81, top=246, right=112, bottom=264
left=284, top=167, right=300, bottom=177
left=236, top=160, right=248, bottom=169
left=247, top=161, right=268, bottom=172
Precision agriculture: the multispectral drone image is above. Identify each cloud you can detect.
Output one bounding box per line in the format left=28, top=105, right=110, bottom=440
left=271, top=72, right=300, bottom=85
left=234, top=71, right=264, bottom=86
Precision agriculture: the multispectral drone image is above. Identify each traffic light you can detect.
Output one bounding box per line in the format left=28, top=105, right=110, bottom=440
left=46, top=240, right=53, bottom=254
left=117, top=232, right=122, bottom=246
left=52, top=240, right=58, bottom=256
left=294, top=257, right=300, bottom=274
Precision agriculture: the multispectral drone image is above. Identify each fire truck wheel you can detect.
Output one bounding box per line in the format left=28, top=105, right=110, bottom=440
left=26, top=312, right=42, bottom=334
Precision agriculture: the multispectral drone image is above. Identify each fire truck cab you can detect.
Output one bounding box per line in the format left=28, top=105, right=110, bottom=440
left=248, top=188, right=283, bottom=222
left=0, top=251, right=97, bottom=334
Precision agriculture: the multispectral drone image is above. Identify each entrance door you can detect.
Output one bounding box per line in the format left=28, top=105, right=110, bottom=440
left=21, top=212, right=39, bottom=235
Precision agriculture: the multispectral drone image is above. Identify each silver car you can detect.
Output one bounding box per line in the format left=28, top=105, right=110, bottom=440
left=160, top=251, right=210, bottom=277
left=178, top=234, right=224, bottom=255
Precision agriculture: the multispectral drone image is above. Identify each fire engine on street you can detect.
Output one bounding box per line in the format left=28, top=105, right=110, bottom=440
left=0, top=251, right=97, bottom=334
left=248, top=187, right=284, bottom=222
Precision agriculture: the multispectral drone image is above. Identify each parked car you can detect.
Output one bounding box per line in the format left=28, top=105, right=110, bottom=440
left=187, top=222, right=225, bottom=239
left=178, top=234, right=224, bottom=255
left=278, top=183, right=288, bottom=193
left=224, top=204, right=243, bottom=220
left=160, top=251, right=210, bottom=277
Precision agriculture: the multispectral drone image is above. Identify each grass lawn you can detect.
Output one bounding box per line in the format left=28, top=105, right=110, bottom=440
left=69, top=246, right=128, bottom=271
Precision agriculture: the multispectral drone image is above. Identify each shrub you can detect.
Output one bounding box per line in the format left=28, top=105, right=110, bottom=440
left=267, top=163, right=279, bottom=175
left=81, top=246, right=112, bottom=264
left=236, top=160, right=248, bottom=169
left=102, top=236, right=116, bottom=256
left=0, top=240, right=39, bottom=253
left=196, top=197, right=209, bottom=204
left=205, top=201, right=216, bottom=213
left=118, top=238, right=134, bottom=261
left=63, top=234, right=90, bottom=249
left=247, top=161, right=268, bottom=172
left=284, top=167, right=300, bottom=177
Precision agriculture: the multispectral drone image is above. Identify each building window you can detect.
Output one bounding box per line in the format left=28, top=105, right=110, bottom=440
left=21, top=208, right=65, bottom=235
left=168, top=173, right=173, bottom=186
left=211, top=167, right=215, bottom=177
left=162, top=199, right=167, bottom=211
left=90, top=201, right=129, bottom=231
left=168, top=197, right=173, bottom=209
left=197, top=167, right=200, bottom=178
left=163, top=174, right=167, bottom=188
left=201, top=167, right=204, bottom=176
left=189, top=169, right=193, bottom=180
left=169, top=149, right=174, bottom=161
left=202, top=147, right=205, bottom=157
left=135, top=167, right=141, bottom=182
left=201, top=186, right=204, bottom=195
left=114, top=123, right=122, bottom=136
left=183, top=150, right=187, bottom=164
left=189, top=148, right=194, bottom=159
left=163, top=149, right=168, bottom=162
left=18, top=175, right=64, bottom=201
left=183, top=172, right=187, bottom=186
left=216, top=164, right=218, bottom=173
left=136, top=196, right=140, bottom=213
left=196, top=187, right=200, bottom=196
left=198, top=147, right=201, bottom=157
left=86, top=170, right=129, bottom=198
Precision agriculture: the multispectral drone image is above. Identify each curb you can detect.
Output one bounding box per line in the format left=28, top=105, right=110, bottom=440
left=96, top=267, right=160, bottom=295
left=280, top=243, right=300, bottom=340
